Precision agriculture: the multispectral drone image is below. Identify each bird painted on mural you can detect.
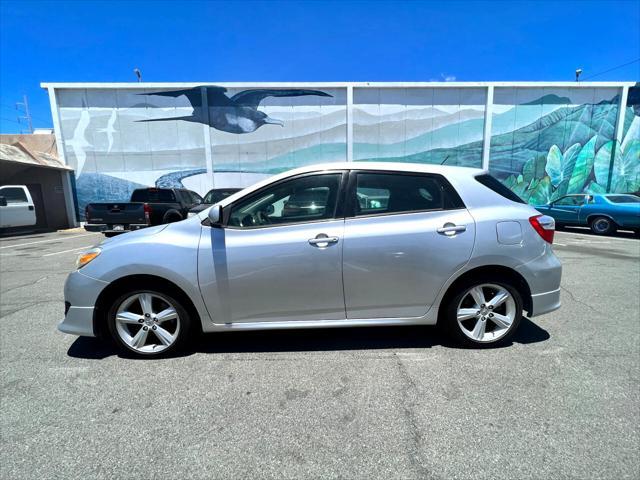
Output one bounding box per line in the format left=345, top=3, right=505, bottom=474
left=138, top=86, right=332, bottom=134
left=65, top=102, right=92, bottom=177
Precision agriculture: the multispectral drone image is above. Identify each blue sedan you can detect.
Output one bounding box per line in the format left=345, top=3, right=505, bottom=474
left=535, top=194, right=640, bottom=235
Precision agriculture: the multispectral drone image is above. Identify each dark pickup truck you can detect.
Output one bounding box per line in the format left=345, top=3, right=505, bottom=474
left=84, top=188, right=203, bottom=236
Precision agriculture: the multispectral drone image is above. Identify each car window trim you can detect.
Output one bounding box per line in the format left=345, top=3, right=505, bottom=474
left=220, top=170, right=349, bottom=230
left=344, top=169, right=466, bottom=218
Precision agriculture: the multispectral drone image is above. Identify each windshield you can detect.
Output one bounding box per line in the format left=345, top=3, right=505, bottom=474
left=606, top=195, right=640, bottom=204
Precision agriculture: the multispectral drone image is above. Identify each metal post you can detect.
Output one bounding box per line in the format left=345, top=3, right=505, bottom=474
left=347, top=85, right=353, bottom=162
left=201, top=87, right=214, bottom=189
left=481, top=85, right=494, bottom=171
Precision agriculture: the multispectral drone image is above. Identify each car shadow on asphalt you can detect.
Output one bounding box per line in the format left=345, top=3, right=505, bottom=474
left=66, top=317, right=550, bottom=360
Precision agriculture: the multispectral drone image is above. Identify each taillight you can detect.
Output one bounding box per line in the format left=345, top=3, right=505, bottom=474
left=529, top=215, right=555, bottom=243
left=143, top=203, right=152, bottom=224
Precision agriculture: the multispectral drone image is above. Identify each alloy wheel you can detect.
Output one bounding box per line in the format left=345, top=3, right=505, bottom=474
left=456, top=283, right=517, bottom=343
left=114, top=292, right=181, bottom=354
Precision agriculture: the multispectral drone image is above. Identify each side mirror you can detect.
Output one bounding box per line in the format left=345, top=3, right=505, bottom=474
left=0, top=196, right=6, bottom=207
left=207, top=204, right=222, bottom=226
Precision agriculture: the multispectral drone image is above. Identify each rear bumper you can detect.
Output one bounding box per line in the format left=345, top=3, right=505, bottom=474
left=530, top=287, right=561, bottom=317
left=515, top=244, right=563, bottom=317
left=84, top=223, right=148, bottom=234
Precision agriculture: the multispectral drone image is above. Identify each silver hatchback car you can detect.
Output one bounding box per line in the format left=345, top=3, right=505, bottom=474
left=61, top=163, right=561, bottom=357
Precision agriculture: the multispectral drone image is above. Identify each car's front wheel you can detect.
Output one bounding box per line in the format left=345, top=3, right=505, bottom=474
left=107, top=289, right=192, bottom=357
left=444, top=279, right=523, bottom=347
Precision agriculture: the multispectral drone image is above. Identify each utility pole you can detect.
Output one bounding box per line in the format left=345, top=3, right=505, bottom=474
left=16, top=95, right=33, bottom=133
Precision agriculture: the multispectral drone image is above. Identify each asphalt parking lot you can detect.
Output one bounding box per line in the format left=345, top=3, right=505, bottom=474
left=1, top=228, right=639, bottom=480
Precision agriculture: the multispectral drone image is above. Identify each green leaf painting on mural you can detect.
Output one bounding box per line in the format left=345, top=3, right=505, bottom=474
left=567, top=136, right=597, bottom=194
left=545, top=143, right=580, bottom=187
left=610, top=139, right=640, bottom=192
left=593, top=141, right=614, bottom=186
left=527, top=176, right=553, bottom=204
left=503, top=134, right=637, bottom=204
left=585, top=181, right=607, bottom=194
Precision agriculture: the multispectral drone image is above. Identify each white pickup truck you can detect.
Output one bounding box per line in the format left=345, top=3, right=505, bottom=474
left=0, top=185, right=37, bottom=229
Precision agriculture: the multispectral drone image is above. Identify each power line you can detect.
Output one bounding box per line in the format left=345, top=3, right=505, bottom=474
left=582, top=58, right=640, bottom=80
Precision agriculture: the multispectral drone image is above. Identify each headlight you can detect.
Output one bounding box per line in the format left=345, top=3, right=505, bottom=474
left=76, top=247, right=101, bottom=269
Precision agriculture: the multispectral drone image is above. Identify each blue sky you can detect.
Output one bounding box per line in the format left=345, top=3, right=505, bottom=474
left=1, top=0, right=638, bottom=134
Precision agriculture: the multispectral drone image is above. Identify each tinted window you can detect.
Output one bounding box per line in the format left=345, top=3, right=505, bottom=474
left=131, top=189, right=176, bottom=203
left=189, top=191, right=203, bottom=204
left=606, top=195, right=640, bottom=203
left=555, top=195, right=585, bottom=206
left=229, top=174, right=342, bottom=228
left=354, top=173, right=462, bottom=216
left=475, top=174, right=525, bottom=204
left=204, top=189, right=240, bottom=204
left=0, top=187, right=28, bottom=204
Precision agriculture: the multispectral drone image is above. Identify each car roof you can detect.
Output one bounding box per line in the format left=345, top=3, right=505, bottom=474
left=286, top=161, right=484, bottom=176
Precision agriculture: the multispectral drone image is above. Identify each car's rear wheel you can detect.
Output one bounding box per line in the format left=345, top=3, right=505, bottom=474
left=107, top=289, right=192, bottom=357
left=444, top=279, right=523, bottom=347
left=590, top=216, right=616, bottom=235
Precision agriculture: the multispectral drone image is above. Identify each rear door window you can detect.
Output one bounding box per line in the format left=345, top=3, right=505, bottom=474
left=353, top=172, right=464, bottom=216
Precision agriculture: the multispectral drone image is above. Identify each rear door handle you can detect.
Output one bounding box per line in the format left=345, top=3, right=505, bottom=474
left=437, top=224, right=466, bottom=236
left=308, top=234, right=339, bottom=247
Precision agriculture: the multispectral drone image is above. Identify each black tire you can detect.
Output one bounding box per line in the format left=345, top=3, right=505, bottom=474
left=589, top=216, right=616, bottom=235
left=162, top=211, right=183, bottom=224
left=103, top=232, right=120, bottom=238
left=442, top=276, right=523, bottom=348
left=107, top=288, right=193, bottom=358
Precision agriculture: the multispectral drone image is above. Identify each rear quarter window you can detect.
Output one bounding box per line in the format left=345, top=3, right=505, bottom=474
left=131, top=189, right=176, bottom=202
left=475, top=174, right=525, bottom=204
left=606, top=195, right=640, bottom=204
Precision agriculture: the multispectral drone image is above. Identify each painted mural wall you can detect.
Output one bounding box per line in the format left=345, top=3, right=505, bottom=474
left=51, top=84, right=639, bottom=219
left=352, top=87, right=486, bottom=167
left=488, top=86, right=640, bottom=203
left=56, top=86, right=347, bottom=216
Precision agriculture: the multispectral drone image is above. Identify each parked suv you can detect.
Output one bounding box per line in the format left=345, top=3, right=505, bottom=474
left=61, top=163, right=562, bottom=357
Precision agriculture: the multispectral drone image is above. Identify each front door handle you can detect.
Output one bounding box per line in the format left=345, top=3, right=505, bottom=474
left=437, top=224, right=466, bottom=236
left=308, top=234, right=339, bottom=247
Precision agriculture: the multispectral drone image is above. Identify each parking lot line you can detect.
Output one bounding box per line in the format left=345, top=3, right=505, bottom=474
left=0, top=233, right=97, bottom=250
left=42, top=245, right=94, bottom=257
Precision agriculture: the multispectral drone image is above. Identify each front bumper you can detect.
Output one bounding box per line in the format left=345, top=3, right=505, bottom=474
left=59, top=270, right=108, bottom=337
left=59, top=306, right=95, bottom=336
